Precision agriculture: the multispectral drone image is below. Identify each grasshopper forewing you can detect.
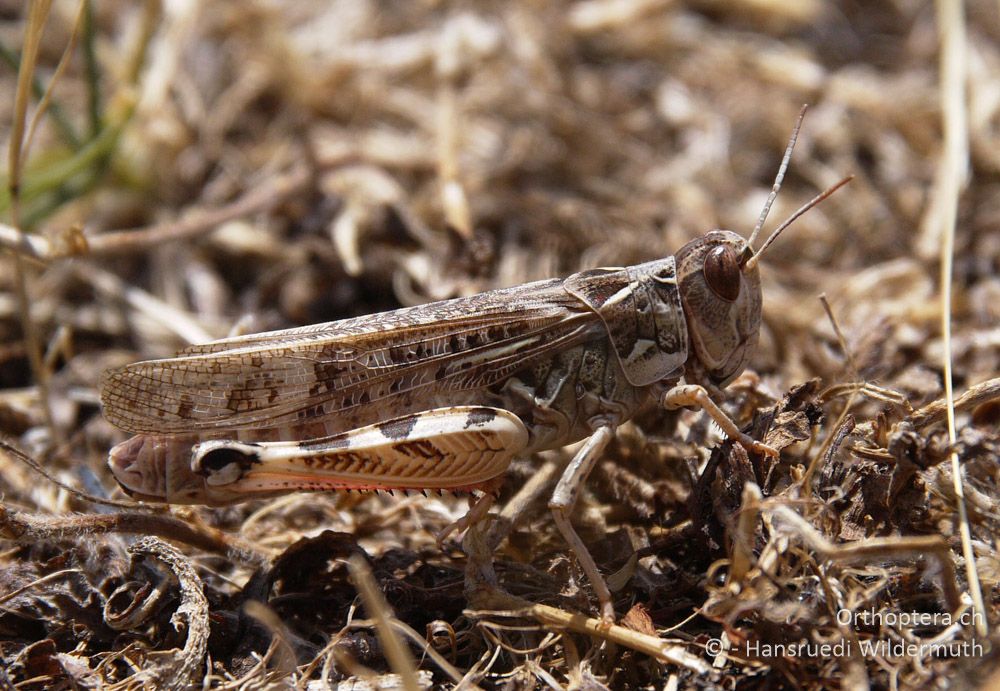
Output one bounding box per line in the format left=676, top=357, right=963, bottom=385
left=101, top=106, right=850, bottom=623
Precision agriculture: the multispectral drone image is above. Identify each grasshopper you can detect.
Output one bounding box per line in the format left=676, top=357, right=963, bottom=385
left=101, top=108, right=849, bottom=623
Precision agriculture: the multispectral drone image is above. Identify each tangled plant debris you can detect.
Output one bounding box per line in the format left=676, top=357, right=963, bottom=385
left=0, top=1, right=999, bottom=688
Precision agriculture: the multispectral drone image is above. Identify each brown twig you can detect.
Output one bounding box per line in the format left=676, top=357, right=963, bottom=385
left=0, top=504, right=275, bottom=566
left=121, top=537, right=210, bottom=691
left=908, top=376, right=1000, bottom=430
left=348, top=555, right=423, bottom=691
left=84, top=165, right=313, bottom=255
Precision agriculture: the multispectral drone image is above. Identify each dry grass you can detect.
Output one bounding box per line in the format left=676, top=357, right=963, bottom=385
left=1, top=1, right=999, bottom=688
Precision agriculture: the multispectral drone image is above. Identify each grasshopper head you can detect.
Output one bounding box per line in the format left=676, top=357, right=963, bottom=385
left=673, top=180, right=853, bottom=388
left=672, top=106, right=853, bottom=388
left=675, top=230, right=761, bottom=387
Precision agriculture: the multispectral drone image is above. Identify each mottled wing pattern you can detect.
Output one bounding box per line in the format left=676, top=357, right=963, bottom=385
left=101, top=278, right=601, bottom=435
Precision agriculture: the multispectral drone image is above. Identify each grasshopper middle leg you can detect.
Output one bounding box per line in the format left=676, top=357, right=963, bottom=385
left=548, top=423, right=617, bottom=624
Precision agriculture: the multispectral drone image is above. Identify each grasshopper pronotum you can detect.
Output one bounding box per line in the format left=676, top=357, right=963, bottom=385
left=101, top=107, right=849, bottom=623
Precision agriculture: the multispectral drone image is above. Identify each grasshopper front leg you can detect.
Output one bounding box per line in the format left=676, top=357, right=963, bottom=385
left=661, top=384, right=779, bottom=458
left=548, top=422, right=617, bottom=624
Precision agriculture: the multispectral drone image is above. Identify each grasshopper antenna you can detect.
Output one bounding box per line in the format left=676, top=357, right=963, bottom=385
left=744, top=175, right=854, bottom=271
left=746, top=104, right=809, bottom=251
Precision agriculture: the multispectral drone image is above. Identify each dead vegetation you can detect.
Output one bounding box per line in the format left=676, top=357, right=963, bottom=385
left=1, top=1, right=999, bottom=688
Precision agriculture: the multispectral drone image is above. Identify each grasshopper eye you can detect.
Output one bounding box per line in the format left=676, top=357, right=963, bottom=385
left=704, top=245, right=741, bottom=302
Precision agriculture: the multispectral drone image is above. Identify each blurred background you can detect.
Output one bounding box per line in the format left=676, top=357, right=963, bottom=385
left=0, top=1, right=998, bottom=688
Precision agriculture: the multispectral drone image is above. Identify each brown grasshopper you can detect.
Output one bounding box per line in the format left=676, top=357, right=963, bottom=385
left=101, top=108, right=849, bottom=623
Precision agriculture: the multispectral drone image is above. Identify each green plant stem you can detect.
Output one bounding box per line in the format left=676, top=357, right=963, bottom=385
left=0, top=43, right=80, bottom=148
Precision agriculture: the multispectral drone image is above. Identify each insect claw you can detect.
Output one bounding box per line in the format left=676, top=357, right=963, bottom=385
left=737, top=434, right=780, bottom=459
